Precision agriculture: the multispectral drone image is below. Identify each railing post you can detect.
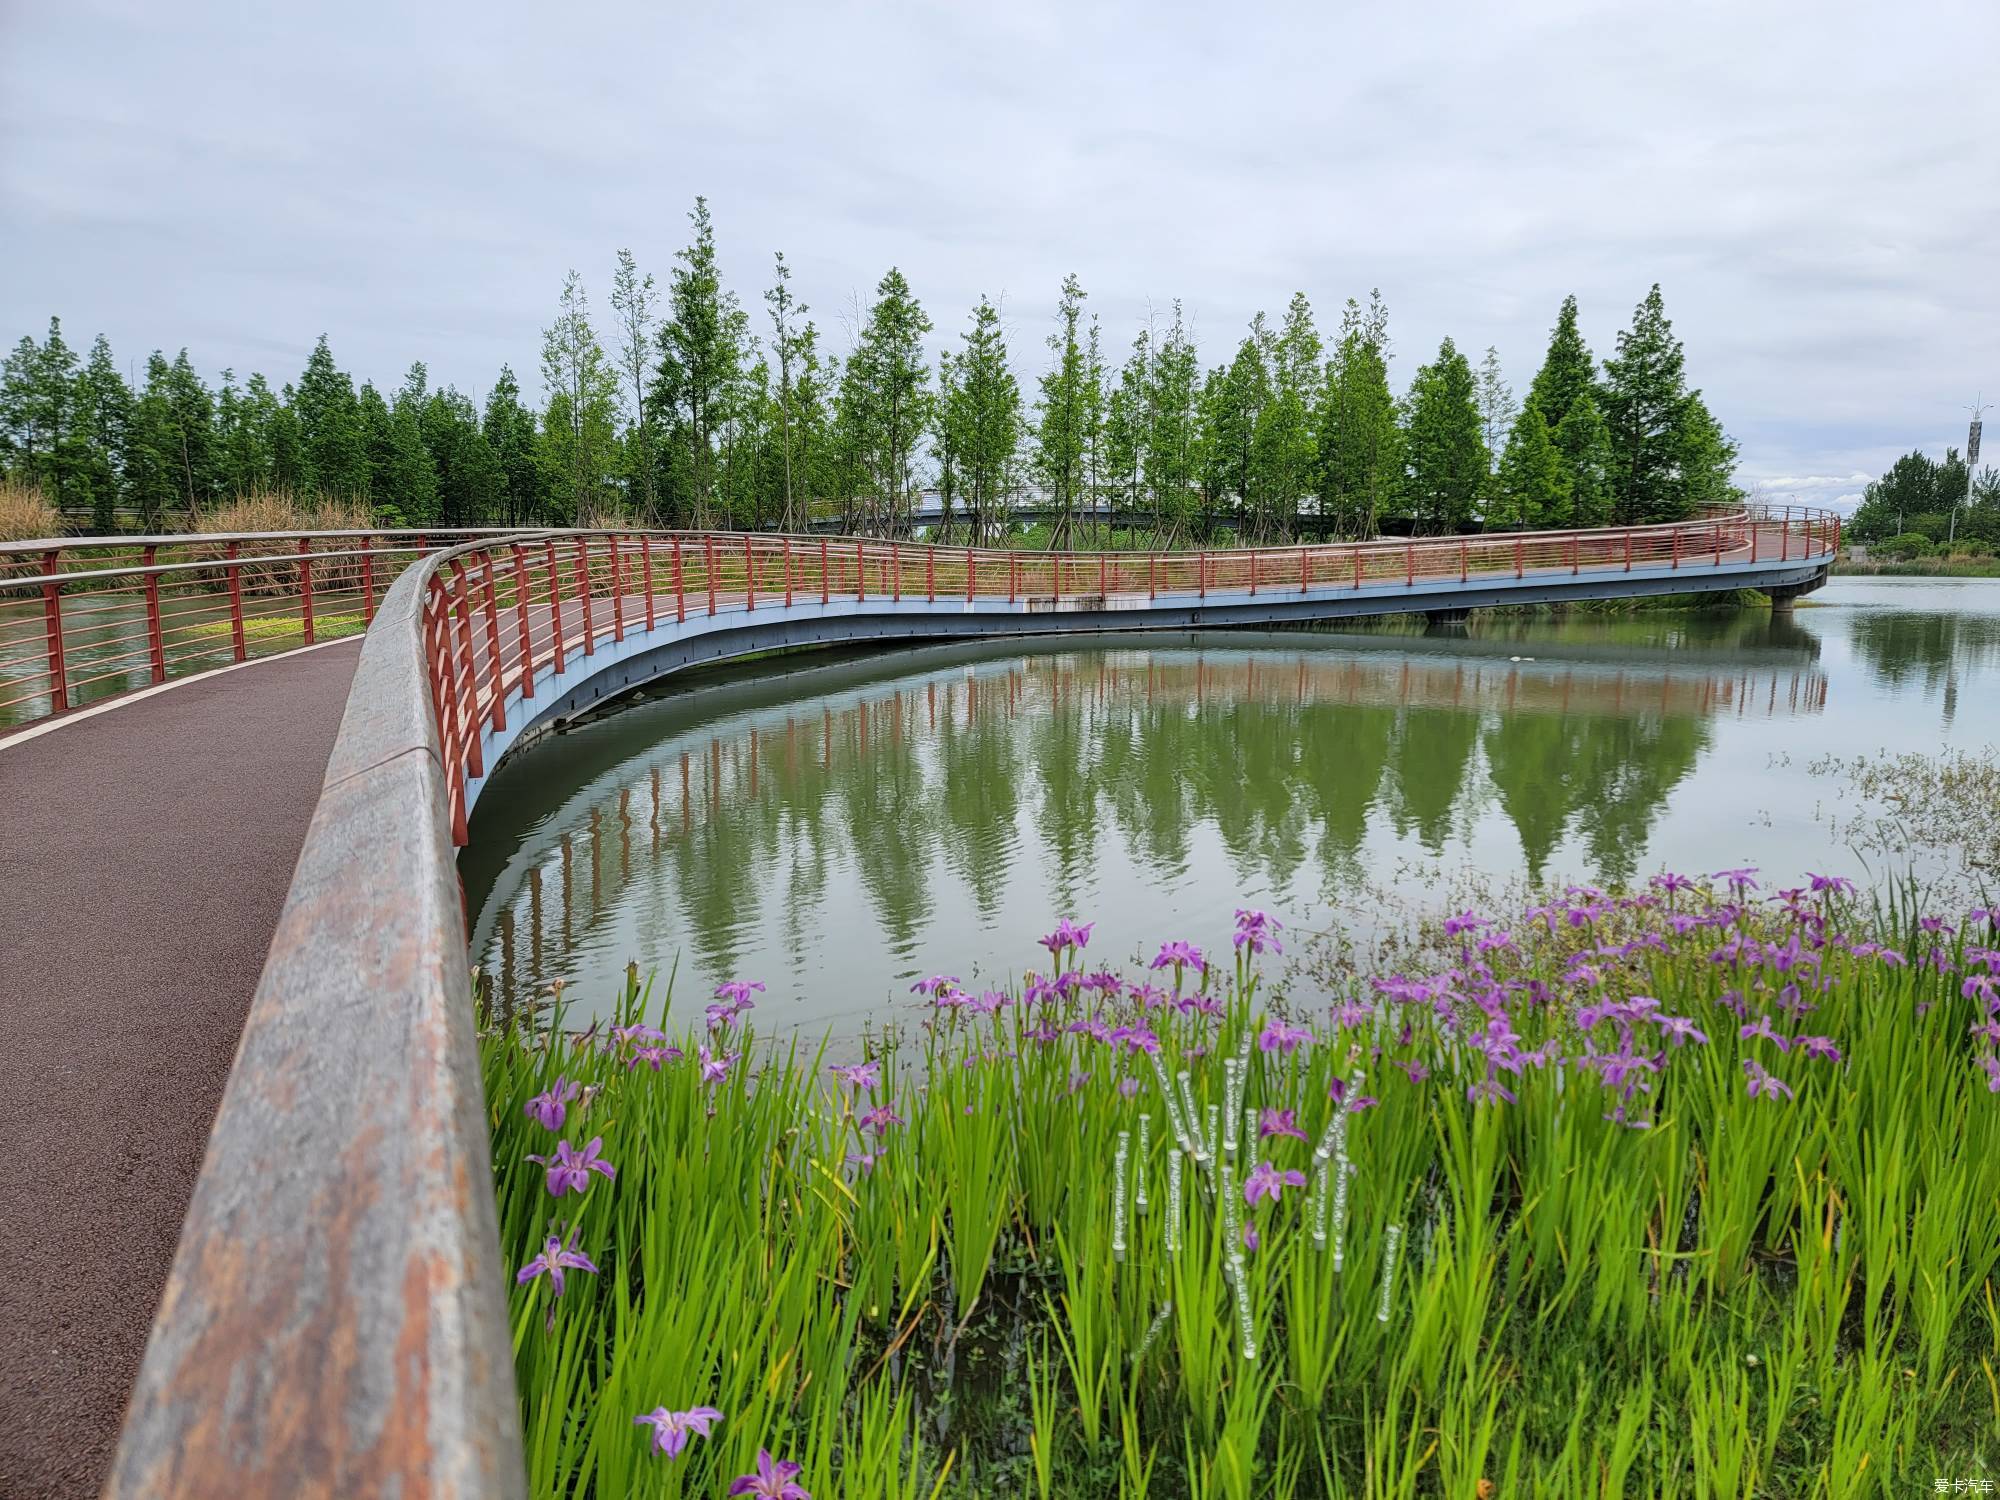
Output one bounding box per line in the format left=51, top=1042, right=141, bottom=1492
left=1250, top=550, right=1258, bottom=596
left=1514, top=538, right=1523, bottom=579
left=891, top=542, right=900, bottom=603
left=966, top=546, right=975, bottom=603
left=858, top=539, right=867, bottom=601
left=1008, top=552, right=1017, bottom=602
left=642, top=536, right=656, bottom=631
left=545, top=540, right=566, bottom=675
left=744, top=534, right=755, bottom=612
left=450, top=562, right=484, bottom=778
left=1671, top=528, right=1681, bottom=571
left=1150, top=554, right=1158, bottom=600
left=820, top=538, right=830, bottom=604
left=360, top=535, right=376, bottom=624
left=1199, top=552, right=1207, bottom=599
left=575, top=537, right=594, bottom=654
left=1782, top=517, right=1790, bottom=562
left=1301, top=546, right=1309, bottom=594
left=1750, top=521, right=1759, bottom=564
left=608, top=535, right=625, bottom=643
left=1713, top=522, right=1722, bottom=567
left=298, top=537, right=316, bottom=646
left=1099, top=553, right=1107, bottom=598
left=707, top=536, right=718, bottom=615
left=673, top=537, right=686, bottom=624
left=1405, top=542, right=1413, bottom=587
left=513, top=543, right=535, bottom=700
left=1571, top=533, right=1580, bottom=576
left=482, top=556, right=507, bottom=733
left=1624, top=530, right=1632, bottom=572
left=39, top=549, right=69, bottom=712
left=1459, top=538, right=1467, bottom=585
left=785, top=537, right=794, bottom=607
left=226, top=540, right=247, bottom=661
left=926, top=546, right=935, bottom=602
left=1353, top=549, right=1362, bottom=590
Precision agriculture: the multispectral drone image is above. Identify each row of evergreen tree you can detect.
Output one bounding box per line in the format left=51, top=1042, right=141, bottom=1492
left=0, top=198, right=1740, bottom=542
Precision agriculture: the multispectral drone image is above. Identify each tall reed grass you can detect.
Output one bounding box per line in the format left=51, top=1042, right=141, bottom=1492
left=482, top=875, right=2000, bottom=1497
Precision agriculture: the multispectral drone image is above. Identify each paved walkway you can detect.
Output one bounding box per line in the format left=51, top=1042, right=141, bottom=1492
left=0, top=641, right=361, bottom=1500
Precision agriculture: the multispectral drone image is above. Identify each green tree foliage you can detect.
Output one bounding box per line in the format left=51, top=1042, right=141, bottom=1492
left=1102, top=327, right=1148, bottom=523
left=1143, top=303, right=1202, bottom=542
left=1199, top=320, right=1271, bottom=540
left=610, top=249, right=661, bottom=522
left=654, top=199, right=750, bottom=527
left=1528, top=295, right=1596, bottom=437
left=483, top=366, right=545, bottom=526
left=1846, top=448, right=1995, bottom=544
left=1553, top=390, right=1614, bottom=528
left=940, top=295, right=1021, bottom=545
left=1317, top=293, right=1402, bottom=538
left=763, top=251, right=808, bottom=531
left=1492, top=398, right=1569, bottom=530
left=1034, top=275, right=1094, bottom=549
left=1600, top=285, right=1738, bottom=523
left=540, top=271, right=620, bottom=523
left=1248, top=293, right=1319, bottom=540
left=76, top=334, right=133, bottom=530
left=847, top=267, right=933, bottom=534
left=1402, top=337, right=1487, bottom=533
left=293, top=336, right=368, bottom=500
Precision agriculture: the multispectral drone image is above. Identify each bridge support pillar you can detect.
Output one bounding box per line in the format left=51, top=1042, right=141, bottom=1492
left=1764, top=579, right=1823, bottom=616
left=1424, top=607, right=1473, bottom=632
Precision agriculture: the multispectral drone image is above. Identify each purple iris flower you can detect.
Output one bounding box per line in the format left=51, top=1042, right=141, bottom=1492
left=1234, top=909, right=1284, bottom=955
left=1258, top=1018, right=1310, bottom=1054
left=1243, top=1160, right=1307, bottom=1206
left=846, top=1149, right=882, bottom=1175
left=1178, top=992, right=1224, bottom=1018
left=1118, top=1076, right=1140, bottom=1097
left=516, top=1228, right=599, bottom=1298
left=1127, top=981, right=1169, bottom=1010
left=526, top=1136, right=616, bottom=1197
left=1979, top=1055, right=2000, bottom=1093
left=1743, top=1059, right=1794, bottom=1101
left=634, top=1404, right=723, bottom=1460
left=1807, top=872, right=1855, bottom=897
left=706, top=999, right=754, bottom=1030
left=1108, top=1025, right=1161, bottom=1056
left=1395, top=1059, right=1431, bottom=1085
left=1151, top=940, right=1206, bottom=973
left=1066, top=1070, right=1091, bottom=1094
left=1739, top=1015, right=1794, bottom=1053
left=1656, top=1015, right=1709, bottom=1047
left=858, top=1103, right=905, bottom=1135
left=1242, top=1224, right=1261, bottom=1252
left=628, top=1045, right=683, bottom=1071
left=524, top=1078, right=581, bottom=1132
left=830, top=1060, right=881, bottom=1090
left=699, top=1047, right=737, bottom=1086
left=729, top=1448, right=812, bottom=1500
left=1331, top=998, right=1374, bottom=1029
left=1797, top=1036, right=1843, bottom=1063
left=910, top=974, right=960, bottom=996
left=715, top=979, right=766, bottom=1006
left=1442, top=909, right=1487, bottom=937
left=1466, top=1076, right=1516, bottom=1105
left=1039, top=918, right=1094, bottom=956
left=1257, top=1107, right=1308, bottom=1142
left=1711, top=867, right=1760, bottom=896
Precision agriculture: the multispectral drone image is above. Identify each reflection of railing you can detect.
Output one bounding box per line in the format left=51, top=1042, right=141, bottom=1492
left=2, top=506, right=1837, bottom=729
left=104, top=502, right=1837, bottom=1495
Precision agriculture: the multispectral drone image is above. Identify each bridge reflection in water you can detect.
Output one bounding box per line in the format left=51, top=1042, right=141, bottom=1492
left=462, top=619, right=1827, bottom=1025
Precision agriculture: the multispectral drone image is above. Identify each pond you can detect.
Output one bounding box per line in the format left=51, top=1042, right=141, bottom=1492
left=460, top=577, right=2000, bottom=1031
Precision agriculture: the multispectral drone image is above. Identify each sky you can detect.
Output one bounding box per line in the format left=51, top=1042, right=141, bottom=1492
left=3, top=0, right=1995, bottom=514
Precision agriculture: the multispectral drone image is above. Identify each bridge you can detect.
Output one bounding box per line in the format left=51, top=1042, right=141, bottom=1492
left=0, top=507, right=1834, bottom=1498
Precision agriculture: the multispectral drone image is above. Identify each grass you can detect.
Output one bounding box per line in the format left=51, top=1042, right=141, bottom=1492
left=180, top=611, right=367, bottom=645
left=481, top=876, right=2000, bottom=1496
left=1833, top=556, right=2000, bottom=579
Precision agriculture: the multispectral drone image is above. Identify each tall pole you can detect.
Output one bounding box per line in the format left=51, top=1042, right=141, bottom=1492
left=1954, top=396, right=1987, bottom=549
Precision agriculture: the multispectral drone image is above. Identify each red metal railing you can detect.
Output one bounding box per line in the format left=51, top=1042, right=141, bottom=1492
left=2, top=507, right=1837, bottom=734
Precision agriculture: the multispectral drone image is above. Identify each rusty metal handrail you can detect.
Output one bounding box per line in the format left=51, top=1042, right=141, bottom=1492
left=3, top=507, right=1838, bottom=731
left=102, top=500, right=1835, bottom=1495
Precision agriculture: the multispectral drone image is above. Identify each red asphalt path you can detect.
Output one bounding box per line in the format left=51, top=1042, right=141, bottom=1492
left=0, top=641, right=362, bottom=1500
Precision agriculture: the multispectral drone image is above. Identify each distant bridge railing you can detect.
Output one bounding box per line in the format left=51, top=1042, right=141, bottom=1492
left=3, top=506, right=1835, bottom=731
left=101, top=503, right=1834, bottom=1495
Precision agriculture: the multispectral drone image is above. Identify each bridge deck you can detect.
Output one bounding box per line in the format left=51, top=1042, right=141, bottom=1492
left=0, top=641, right=362, bottom=1500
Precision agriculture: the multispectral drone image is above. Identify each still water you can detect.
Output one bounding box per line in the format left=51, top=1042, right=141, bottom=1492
left=461, top=578, right=2000, bottom=1031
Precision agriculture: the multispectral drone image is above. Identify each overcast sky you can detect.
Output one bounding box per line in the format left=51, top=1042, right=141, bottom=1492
left=4, top=0, right=1995, bottom=512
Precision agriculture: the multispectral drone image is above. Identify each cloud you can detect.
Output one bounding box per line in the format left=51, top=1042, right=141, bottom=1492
left=2, top=0, right=1994, bottom=496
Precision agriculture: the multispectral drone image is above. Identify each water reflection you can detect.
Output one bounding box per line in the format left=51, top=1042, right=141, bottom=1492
left=464, top=621, right=1830, bottom=1029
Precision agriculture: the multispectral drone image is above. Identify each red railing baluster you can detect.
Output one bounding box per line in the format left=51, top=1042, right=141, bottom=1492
left=642, top=536, right=656, bottom=631
left=450, top=562, right=483, bottom=779
left=966, top=546, right=975, bottom=603
left=361, top=536, right=376, bottom=624
left=927, top=546, right=936, bottom=602
left=785, top=537, right=794, bottom=607
left=745, top=534, right=756, bottom=612
left=1405, top=542, right=1414, bottom=587
left=673, top=537, right=686, bottom=624
left=545, top=539, right=566, bottom=675
left=576, top=538, right=594, bottom=654
left=1459, top=538, right=1467, bottom=585
left=707, top=537, right=718, bottom=614
left=820, top=538, right=830, bottom=604
left=482, top=556, right=506, bottom=733
left=513, top=543, right=535, bottom=701
left=858, top=539, right=867, bottom=601
left=1009, top=553, right=1017, bottom=602
left=39, top=549, right=69, bottom=712
left=298, top=537, right=316, bottom=646
left=608, top=535, right=625, bottom=643
left=891, top=542, right=900, bottom=603
left=1301, top=546, right=1309, bottom=594
left=227, top=541, right=247, bottom=661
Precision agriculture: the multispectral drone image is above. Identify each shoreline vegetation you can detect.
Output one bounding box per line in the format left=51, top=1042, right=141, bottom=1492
left=482, top=875, right=1999, bottom=1497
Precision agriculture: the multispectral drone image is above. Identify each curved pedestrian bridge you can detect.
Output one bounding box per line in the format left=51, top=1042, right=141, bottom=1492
left=0, top=508, right=1834, bottom=1498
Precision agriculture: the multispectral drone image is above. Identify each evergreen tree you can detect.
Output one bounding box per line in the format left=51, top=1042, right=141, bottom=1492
left=1402, top=336, right=1487, bottom=533
left=1144, top=303, right=1201, bottom=542
left=75, top=334, right=133, bottom=530
left=161, top=350, right=218, bottom=511
left=848, top=266, right=932, bottom=533
left=654, top=198, right=748, bottom=527
left=1103, top=327, right=1149, bottom=524
left=1601, top=284, right=1723, bottom=524
left=1317, top=292, right=1402, bottom=538
left=764, top=251, right=808, bottom=530
left=0, top=319, right=87, bottom=512
left=357, top=381, right=398, bottom=505
left=610, top=249, right=661, bottom=521
left=125, top=352, right=181, bottom=530
left=483, top=365, right=545, bottom=526
left=942, top=295, right=1020, bottom=545
left=1249, top=293, right=1320, bottom=540
left=1204, top=322, right=1271, bottom=536
left=1034, top=274, right=1092, bottom=548
left=381, top=369, right=440, bottom=526
left=1553, top=389, right=1614, bottom=528
left=540, top=270, right=620, bottom=523
left=423, top=386, right=501, bottom=527
left=1528, top=295, right=1597, bottom=438
left=293, top=335, right=368, bottom=500
left=1493, top=398, right=1568, bottom=530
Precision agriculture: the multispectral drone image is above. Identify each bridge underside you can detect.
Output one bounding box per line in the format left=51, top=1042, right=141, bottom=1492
left=465, top=553, right=1828, bottom=810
